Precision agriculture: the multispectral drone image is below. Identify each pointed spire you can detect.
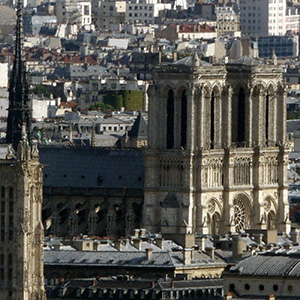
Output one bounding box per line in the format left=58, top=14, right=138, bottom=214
left=192, top=51, right=200, bottom=67
left=6, top=0, right=32, bottom=151
left=91, top=124, right=96, bottom=147
left=271, top=49, right=277, bottom=65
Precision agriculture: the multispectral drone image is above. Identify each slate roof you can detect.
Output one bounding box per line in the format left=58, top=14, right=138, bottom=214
left=228, top=252, right=300, bottom=277
left=128, top=113, right=147, bottom=139
left=44, top=249, right=226, bottom=268
left=227, top=56, right=262, bottom=66
left=39, top=147, right=144, bottom=189
left=171, top=55, right=211, bottom=67
left=287, top=119, right=300, bottom=133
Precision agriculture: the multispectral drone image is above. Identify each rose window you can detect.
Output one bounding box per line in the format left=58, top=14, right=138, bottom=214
left=234, top=198, right=249, bottom=232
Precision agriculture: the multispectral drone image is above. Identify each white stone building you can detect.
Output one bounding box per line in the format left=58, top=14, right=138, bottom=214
left=286, top=6, right=300, bottom=34
left=0, top=63, right=8, bottom=88
left=55, top=0, right=93, bottom=30
left=239, top=0, right=286, bottom=36
left=125, top=0, right=171, bottom=25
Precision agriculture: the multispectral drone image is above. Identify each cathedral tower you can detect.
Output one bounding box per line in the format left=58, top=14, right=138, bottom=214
left=144, top=55, right=291, bottom=237
left=0, top=0, right=46, bottom=299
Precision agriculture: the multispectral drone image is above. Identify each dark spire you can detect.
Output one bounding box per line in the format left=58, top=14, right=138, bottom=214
left=6, top=0, right=31, bottom=151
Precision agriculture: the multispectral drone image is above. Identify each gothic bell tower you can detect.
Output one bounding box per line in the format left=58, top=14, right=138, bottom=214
left=143, top=54, right=291, bottom=238
left=0, top=0, right=46, bottom=299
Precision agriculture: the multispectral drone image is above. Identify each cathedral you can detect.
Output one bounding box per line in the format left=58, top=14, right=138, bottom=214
left=144, top=54, right=291, bottom=237
left=0, top=0, right=46, bottom=299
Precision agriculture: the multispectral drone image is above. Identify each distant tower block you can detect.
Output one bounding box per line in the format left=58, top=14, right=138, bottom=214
left=143, top=54, right=291, bottom=238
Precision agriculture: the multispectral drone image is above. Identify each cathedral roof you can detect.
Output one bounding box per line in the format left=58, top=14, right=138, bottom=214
left=39, top=147, right=144, bottom=190
left=227, top=56, right=262, bottom=66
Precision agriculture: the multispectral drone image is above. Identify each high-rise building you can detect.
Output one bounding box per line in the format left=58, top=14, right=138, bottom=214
left=239, top=0, right=286, bottom=36
left=0, top=0, right=46, bottom=299
left=143, top=54, right=291, bottom=241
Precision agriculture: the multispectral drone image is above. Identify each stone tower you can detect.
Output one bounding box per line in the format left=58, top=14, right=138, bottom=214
left=144, top=54, right=291, bottom=238
left=0, top=0, right=46, bottom=299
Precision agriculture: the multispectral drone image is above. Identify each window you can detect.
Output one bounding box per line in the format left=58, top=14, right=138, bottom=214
left=259, top=285, right=264, bottom=291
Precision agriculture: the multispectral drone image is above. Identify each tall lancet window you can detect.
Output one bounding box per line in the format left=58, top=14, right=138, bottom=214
left=232, top=88, right=246, bottom=145
left=265, top=92, right=269, bottom=143
left=181, top=90, right=187, bottom=149
left=167, top=89, right=174, bottom=149
left=210, top=92, right=215, bottom=149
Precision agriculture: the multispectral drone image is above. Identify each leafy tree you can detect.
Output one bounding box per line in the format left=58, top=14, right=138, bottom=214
left=287, top=111, right=300, bottom=120
left=103, top=93, right=123, bottom=110
left=32, top=85, right=50, bottom=98
left=122, top=90, right=143, bottom=110
left=89, top=102, right=114, bottom=111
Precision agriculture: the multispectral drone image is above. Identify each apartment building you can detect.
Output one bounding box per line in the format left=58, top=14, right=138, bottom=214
left=93, top=0, right=126, bottom=30
left=125, top=0, right=171, bottom=25
left=55, top=0, right=92, bottom=30
left=239, top=0, right=286, bottom=36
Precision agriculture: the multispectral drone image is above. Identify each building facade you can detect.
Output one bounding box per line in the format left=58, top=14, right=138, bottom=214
left=239, top=0, right=286, bottom=36
left=143, top=54, right=291, bottom=239
left=125, top=0, right=171, bottom=25
left=93, top=0, right=126, bottom=30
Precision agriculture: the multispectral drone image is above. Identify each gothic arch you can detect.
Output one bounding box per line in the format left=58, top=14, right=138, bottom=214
left=161, top=84, right=176, bottom=97
left=175, top=85, right=188, bottom=97
left=230, top=82, right=248, bottom=94
left=267, top=210, right=276, bottom=230
left=263, top=195, right=278, bottom=229
left=266, top=82, right=276, bottom=94
left=206, top=198, right=222, bottom=235
left=233, top=193, right=252, bottom=232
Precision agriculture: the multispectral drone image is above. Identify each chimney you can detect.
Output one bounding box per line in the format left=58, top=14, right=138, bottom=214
left=205, top=246, right=215, bottom=260
left=183, top=248, right=192, bottom=265
left=226, top=293, right=232, bottom=300
left=232, top=235, right=247, bottom=260
left=140, top=228, right=147, bottom=236
left=53, top=244, right=61, bottom=251
left=269, top=294, right=275, bottom=300
left=134, top=229, right=140, bottom=237
left=290, top=230, right=299, bottom=243
left=133, top=238, right=142, bottom=250
left=158, top=51, right=162, bottom=64
left=146, top=248, right=153, bottom=260
left=266, top=244, right=273, bottom=250
left=115, top=240, right=123, bottom=251
left=156, top=238, right=164, bottom=249
left=198, top=235, right=206, bottom=251
left=283, top=243, right=291, bottom=251
left=172, top=51, right=177, bottom=62
left=253, top=233, right=263, bottom=246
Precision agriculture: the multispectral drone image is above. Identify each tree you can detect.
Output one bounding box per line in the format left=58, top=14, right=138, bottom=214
left=32, top=85, right=50, bottom=98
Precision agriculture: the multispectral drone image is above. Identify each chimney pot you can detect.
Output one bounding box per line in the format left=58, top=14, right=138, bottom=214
left=146, top=248, right=153, bottom=260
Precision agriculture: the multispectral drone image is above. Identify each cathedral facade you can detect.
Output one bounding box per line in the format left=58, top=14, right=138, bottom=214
left=144, top=55, right=291, bottom=236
